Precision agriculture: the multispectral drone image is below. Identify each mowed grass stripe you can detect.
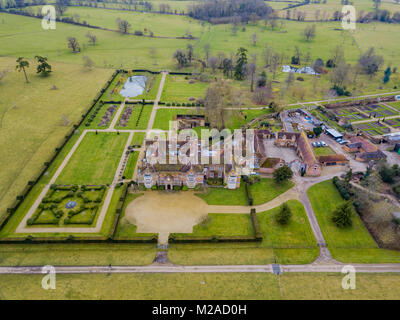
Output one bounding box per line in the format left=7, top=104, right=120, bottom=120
left=56, top=132, right=128, bottom=185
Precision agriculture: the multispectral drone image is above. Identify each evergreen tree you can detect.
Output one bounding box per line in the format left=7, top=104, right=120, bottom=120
left=383, top=67, right=391, bottom=83
left=332, top=201, right=353, bottom=228
left=35, top=55, right=52, bottom=76
left=234, top=47, right=247, bottom=80
left=273, top=165, right=293, bottom=183
left=276, top=202, right=292, bottom=225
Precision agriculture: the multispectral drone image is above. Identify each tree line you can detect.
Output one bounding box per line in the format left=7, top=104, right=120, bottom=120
left=187, top=0, right=273, bottom=24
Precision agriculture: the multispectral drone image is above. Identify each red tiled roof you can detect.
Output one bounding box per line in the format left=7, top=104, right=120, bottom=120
left=349, top=136, right=378, bottom=153
left=318, top=154, right=349, bottom=163
left=297, top=131, right=317, bottom=165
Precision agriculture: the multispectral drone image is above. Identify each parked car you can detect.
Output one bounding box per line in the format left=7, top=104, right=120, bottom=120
left=316, top=142, right=322, bottom=147
left=312, top=142, right=317, bottom=147
left=320, top=141, right=327, bottom=147
left=339, top=140, right=348, bottom=145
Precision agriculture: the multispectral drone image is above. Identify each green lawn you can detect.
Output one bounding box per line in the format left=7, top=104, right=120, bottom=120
left=307, top=179, right=400, bottom=263
left=132, top=132, right=145, bottom=146
left=161, top=74, right=209, bottom=103
left=172, top=213, right=254, bottom=237
left=250, top=179, right=294, bottom=205
left=152, top=108, right=203, bottom=130
left=196, top=178, right=294, bottom=206
left=56, top=132, right=128, bottom=185
left=196, top=183, right=248, bottom=206
left=314, top=146, right=336, bottom=156
left=226, top=109, right=272, bottom=130
left=123, top=151, right=139, bottom=179
left=257, top=200, right=317, bottom=248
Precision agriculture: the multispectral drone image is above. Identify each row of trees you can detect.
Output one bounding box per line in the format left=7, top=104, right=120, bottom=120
left=187, top=0, right=273, bottom=23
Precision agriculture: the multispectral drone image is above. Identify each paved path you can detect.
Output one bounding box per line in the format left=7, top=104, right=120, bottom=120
left=146, top=71, right=167, bottom=135
left=0, top=263, right=399, bottom=274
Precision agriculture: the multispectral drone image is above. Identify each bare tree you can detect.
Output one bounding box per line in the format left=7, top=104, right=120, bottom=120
left=86, top=31, right=97, bottom=46
left=208, top=56, right=218, bottom=73
left=83, top=56, right=95, bottom=70
left=204, top=78, right=235, bottom=129
left=270, top=53, right=280, bottom=79
left=303, top=24, right=316, bottom=42
left=203, top=43, right=210, bottom=62
left=329, top=61, right=351, bottom=88
left=0, top=69, right=9, bottom=83
left=246, top=62, right=257, bottom=92
left=251, top=33, right=257, bottom=46
left=116, top=18, right=131, bottom=34
left=67, top=37, right=80, bottom=53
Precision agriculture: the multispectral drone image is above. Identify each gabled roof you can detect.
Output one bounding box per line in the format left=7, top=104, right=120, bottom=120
left=297, top=131, right=318, bottom=165
left=349, top=136, right=378, bottom=153
left=318, top=154, right=349, bottom=163
left=357, top=150, right=386, bottom=160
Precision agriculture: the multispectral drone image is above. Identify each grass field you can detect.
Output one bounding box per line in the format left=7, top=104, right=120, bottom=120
left=0, top=243, right=156, bottom=266
left=307, top=179, right=400, bottom=263
left=0, top=56, right=112, bottom=220
left=56, top=132, right=128, bottom=185
left=172, top=213, right=254, bottom=237
left=19, top=6, right=205, bottom=38
left=2, top=10, right=400, bottom=107
left=0, top=12, right=190, bottom=70
left=161, top=74, right=209, bottom=103
left=1, top=272, right=400, bottom=299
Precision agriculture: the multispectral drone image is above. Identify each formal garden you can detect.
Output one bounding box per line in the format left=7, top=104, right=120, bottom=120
left=28, top=185, right=106, bottom=227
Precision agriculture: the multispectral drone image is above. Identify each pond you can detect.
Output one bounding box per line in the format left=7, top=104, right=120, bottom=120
left=119, top=75, right=147, bottom=98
